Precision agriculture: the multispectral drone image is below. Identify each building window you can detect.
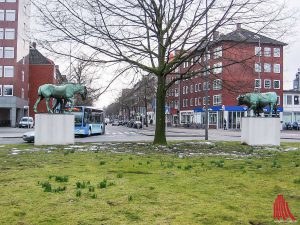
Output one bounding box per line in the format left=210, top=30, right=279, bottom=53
left=255, top=79, right=261, bottom=88
left=213, top=94, right=222, bottom=106
left=274, top=48, right=280, bottom=57
left=195, top=84, right=198, bottom=92
left=213, top=62, right=222, bottom=74
left=182, top=99, right=185, bottom=107
left=0, top=47, right=3, bottom=58
left=0, top=66, right=2, bottom=77
left=190, top=84, right=193, bottom=93
left=264, top=47, right=271, bottom=57
left=5, top=10, right=16, bottom=21
left=4, top=66, right=14, bottom=77
left=6, top=0, right=17, bottom=2
left=206, top=51, right=210, bottom=60
left=175, top=88, right=178, bottom=97
left=255, top=46, right=262, bottom=56
left=182, top=86, right=185, bottom=94
left=264, top=79, right=271, bottom=89
left=264, top=63, right=271, bottom=72
left=198, top=83, right=201, bottom=91
left=183, top=61, right=189, bottom=68
left=5, top=28, right=15, bottom=39
left=174, top=100, right=178, bottom=109
left=203, top=96, right=210, bottom=105
left=255, top=63, right=261, bottom=72
left=273, top=80, right=280, bottom=89
left=0, top=28, right=3, bottom=39
left=213, top=79, right=222, bottom=90
left=286, top=95, right=292, bottom=105
left=21, top=88, right=24, bottom=99
left=3, top=85, right=13, bottom=96
left=22, top=71, right=25, bottom=82
left=203, top=81, right=210, bottom=90
left=213, top=46, right=222, bottom=59
left=190, top=98, right=194, bottom=106
left=198, top=97, right=201, bottom=105
left=0, top=85, right=2, bottom=96
left=0, top=10, right=4, bottom=21
left=273, top=64, right=280, bottom=73
left=4, top=47, right=14, bottom=58
left=194, top=98, right=198, bottom=106
left=294, top=95, right=299, bottom=105
left=185, top=86, right=188, bottom=94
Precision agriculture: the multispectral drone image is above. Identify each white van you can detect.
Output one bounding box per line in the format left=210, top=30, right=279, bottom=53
left=19, top=117, right=34, bottom=128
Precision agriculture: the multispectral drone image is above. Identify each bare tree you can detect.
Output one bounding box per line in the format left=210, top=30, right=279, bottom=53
left=31, top=0, right=291, bottom=144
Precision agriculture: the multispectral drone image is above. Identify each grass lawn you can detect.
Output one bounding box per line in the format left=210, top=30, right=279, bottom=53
left=0, top=141, right=299, bottom=225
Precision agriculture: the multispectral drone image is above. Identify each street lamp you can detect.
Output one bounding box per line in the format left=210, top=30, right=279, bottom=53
left=254, top=35, right=261, bottom=92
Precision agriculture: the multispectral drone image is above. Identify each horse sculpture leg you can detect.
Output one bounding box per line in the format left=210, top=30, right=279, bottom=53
left=34, top=96, right=43, bottom=113
left=45, top=98, right=53, bottom=113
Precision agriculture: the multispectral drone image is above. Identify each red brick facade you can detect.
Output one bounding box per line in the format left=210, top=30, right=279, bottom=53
left=166, top=26, right=285, bottom=129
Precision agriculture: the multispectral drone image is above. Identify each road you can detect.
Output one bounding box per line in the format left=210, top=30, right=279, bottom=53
left=1, top=125, right=300, bottom=144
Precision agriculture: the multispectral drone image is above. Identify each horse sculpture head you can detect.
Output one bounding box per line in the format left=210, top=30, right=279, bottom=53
left=76, top=84, right=87, bottom=100
left=236, top=95, right=245, bottom=106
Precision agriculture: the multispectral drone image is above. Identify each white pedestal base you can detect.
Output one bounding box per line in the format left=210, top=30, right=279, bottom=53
left=35, top=114, right=74, bottom=145
left=241, top=117, right=280, bottom=146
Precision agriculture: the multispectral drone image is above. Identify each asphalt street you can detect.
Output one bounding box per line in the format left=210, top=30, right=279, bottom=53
left=1, top=124, right=300, bottom=144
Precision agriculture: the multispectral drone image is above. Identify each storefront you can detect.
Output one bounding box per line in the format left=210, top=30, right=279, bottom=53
left=179, top=110, right=194, bottom=124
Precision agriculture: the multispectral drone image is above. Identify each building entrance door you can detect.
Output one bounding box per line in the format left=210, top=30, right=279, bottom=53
left=228, top=111, right=244, bottom=129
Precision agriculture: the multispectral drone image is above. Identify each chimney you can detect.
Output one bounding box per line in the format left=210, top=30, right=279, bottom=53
left=213, top=31, right=220, bottom=40
left=236, top=23, right=242, bottom=30
left=32, top=42, right=37, bottom=49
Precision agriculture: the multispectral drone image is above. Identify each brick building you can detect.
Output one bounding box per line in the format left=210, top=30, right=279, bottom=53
left=0, top=0, right=30, bottom=127
left=28, top=42, right=65, bottom=118
left=166, top=24, right=286, bottom=129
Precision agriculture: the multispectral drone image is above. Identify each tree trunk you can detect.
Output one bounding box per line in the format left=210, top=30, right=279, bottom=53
left=154, top=75, right=166, bottom=145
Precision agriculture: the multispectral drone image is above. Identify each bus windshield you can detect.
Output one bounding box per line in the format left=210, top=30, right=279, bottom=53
left=73, top=112, right=83, bottom=125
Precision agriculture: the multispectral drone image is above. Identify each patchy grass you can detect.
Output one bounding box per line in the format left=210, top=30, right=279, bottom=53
left=0, top=142, right=299, bottom=224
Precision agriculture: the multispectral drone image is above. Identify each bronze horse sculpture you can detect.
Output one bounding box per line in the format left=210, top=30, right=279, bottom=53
left=33, top=83, right=87, bottom=113
left=237, top=92, right=278, bottom=117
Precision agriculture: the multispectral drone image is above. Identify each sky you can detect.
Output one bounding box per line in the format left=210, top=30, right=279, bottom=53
left=283, top=0, right=300, bottom=89
left=33, top=1, right=300, bottom=109
left=95, top=1, right=300, bottom=108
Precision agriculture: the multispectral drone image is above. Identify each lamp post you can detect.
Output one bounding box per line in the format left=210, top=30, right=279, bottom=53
left=254, top=35, right=261, bottom=92
left=204, top=0, right=209, bottom=140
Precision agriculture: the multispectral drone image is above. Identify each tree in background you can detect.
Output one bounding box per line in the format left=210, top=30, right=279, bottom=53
left=32, top=0, right=292, bottom=144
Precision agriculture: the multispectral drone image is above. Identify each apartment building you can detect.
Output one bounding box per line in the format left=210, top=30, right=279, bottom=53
left=0, top=0, right=30, bottom=127
left=166, top=24, right=286, bottom=129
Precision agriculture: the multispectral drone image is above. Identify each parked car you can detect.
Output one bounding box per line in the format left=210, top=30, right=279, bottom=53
left=22, top=131, right=35, bottom=143
left=118, top=120, right=123, bottom=126
left=292, top=122, right=300, bottom=130
left=19, top=117, right=34, bottom=128
left=127, top=120, right=135, bottom=128
left=112, top=120, right=119, bottom=126
left=285, top=122, right=292, bottom=130
left=133, top=121, right=142, bottom=129
left=122, top=120, right=129, bottom=126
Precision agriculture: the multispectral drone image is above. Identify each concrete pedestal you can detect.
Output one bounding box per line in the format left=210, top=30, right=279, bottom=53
left=35, top=114, right=74, bottom=145
left=241, top=117, right=280, bottom=146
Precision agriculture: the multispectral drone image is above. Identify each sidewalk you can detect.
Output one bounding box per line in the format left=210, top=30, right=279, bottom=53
left=0, top=127, right=33, bottom=138
left=138, top=125, right=300, bottom=140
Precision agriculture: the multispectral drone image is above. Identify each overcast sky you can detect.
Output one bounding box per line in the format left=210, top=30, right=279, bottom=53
left=283, top=0, right=300, bottom=89
left=34, top=1, right=300, bottom=108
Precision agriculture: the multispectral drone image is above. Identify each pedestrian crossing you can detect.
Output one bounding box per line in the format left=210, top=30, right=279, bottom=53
left=105, top=131, right=138, bottom=136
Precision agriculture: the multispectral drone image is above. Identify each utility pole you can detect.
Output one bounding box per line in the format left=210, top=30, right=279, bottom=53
left=204, top=0, right=209, bottom=140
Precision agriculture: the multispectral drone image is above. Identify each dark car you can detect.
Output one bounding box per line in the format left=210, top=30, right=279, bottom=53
left=127, top=120, right=135, bottom=128
left=285, top=122, right=292, bottom=130
left=292, top=122, right=300, bottom=130
left=23, top=131, right=35, bottom=143
left=118, top=121, right=123, bottom=126
left=133, top=121, right=142, bottom=129
left=122, top=120, right=129, bottom=126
